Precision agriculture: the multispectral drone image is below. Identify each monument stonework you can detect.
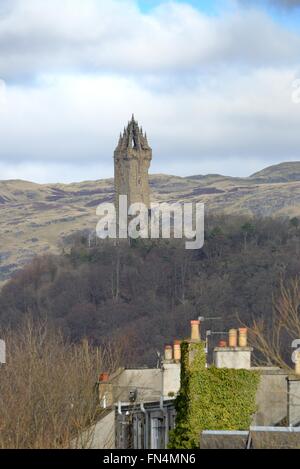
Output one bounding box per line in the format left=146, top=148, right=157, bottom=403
left=114, top=115, right=152, bottom=211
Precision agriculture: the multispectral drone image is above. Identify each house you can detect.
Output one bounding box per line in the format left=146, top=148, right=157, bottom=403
left=83, top=342, right=181, bottom=449
left=200, top=427, right=300, bottom=449
left=115, top=398, right=176, bottom=449
left=76, top=319, right=300, bottom=449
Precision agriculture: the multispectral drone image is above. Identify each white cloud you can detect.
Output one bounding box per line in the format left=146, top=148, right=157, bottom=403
left=0, top=0, right=299, bottom=80
left=0, top=0, right=299, bottom=182
left=0, top=67, right=299, bottom=182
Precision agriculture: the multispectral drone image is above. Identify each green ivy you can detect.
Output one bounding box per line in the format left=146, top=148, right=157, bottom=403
left=169, top=341, right=260, bottom=449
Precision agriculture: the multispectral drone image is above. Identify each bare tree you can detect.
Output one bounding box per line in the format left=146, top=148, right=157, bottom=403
left=0, top=317, right=118, bottom=449
left=248, top=277, right=300, bottom=370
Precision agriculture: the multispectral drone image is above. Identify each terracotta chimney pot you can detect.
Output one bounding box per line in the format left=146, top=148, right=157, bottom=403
left=229, top=329, right=238, bottom=347
left=164, top=345, right=173, bottom=361
left=191, top=320, right=200, bottom=341
left=238, top=328, right=248, bottom=347
left=173, top=340, right=181, bottom=362
left=99, top=372, right=110, bottom=383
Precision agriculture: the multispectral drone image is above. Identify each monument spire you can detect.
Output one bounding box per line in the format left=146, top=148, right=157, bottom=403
left=114, top=116, right=152, bottom=211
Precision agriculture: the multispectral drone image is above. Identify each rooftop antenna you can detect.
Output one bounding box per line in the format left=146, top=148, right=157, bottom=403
left=198, top=316, right=223, bottom=360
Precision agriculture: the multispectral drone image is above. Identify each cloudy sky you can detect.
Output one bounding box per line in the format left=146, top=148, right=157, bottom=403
left=0, top=0, right=300, bottom=183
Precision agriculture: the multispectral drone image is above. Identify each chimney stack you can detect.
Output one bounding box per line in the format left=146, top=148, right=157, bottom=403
left=229, top=329, right=238, bottom=348
left=98, top=372, right=112, bottom=408
left=173, top=340, right=181, bottom=362
left=238, top=328, right=248, bottom=347
left=295, top=351, right=300, bottom=376
left=164, top=345, right=173, bottom=362
left=213, top=327, right=253, bottom=369
left=162, top=342, right=181, bottom=398
left=287, top=356, right=300, bottom=426
left=190, top=320, right=200, bottom=342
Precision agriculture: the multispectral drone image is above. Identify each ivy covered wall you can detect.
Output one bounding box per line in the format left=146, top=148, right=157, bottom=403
left=169, top=341, right=260, bottom=449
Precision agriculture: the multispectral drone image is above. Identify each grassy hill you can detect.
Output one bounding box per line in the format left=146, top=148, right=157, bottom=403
left=250, top=162, right=300, bottom=183
left=1, top=161, right=300, bottom=284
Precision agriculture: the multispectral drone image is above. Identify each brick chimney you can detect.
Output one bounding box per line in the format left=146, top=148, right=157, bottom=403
left=214, top=327, right=253, bottom=369
left=98, top=372, right=113, bottom=408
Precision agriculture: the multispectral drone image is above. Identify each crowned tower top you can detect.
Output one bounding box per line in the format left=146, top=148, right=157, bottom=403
left=115, top=115, right=151, bottom=154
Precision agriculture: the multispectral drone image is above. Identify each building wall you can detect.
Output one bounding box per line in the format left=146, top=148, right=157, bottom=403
left=253, top=369, right=288, bottom=426
left=162, top=363, right=181, bottom=397
left=287, top=377, right=300, bottom=426
left=73, top=409, right=115, bottom=449
left=116, top=400, right=176, bottom=449
left=213, top=348, right=252, bottom=369
left=111, top=368, right=163, bottom=403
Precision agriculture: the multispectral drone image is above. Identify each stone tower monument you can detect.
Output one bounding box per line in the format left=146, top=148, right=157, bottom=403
left=114, top=115, right=152, bottom=211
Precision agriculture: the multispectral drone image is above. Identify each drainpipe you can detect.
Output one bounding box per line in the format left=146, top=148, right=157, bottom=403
left=140, top=402, right=149, bottom=449
left=117, top=401, right=123, bottom=449
left=160, top=395, right=169, bottom=449
left=118, top=401, right=122, bottom=415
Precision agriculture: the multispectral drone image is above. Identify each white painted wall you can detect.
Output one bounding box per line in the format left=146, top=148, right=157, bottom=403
left=73, top=410, right=115, bottom=449
left=162, top=363, right=180, bottom=397
left=213, top=347, right=252, bottom=369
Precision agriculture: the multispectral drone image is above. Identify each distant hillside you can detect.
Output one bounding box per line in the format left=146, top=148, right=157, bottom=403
left=250, top=162, right=300, bottom=183
left=0, top=215, right=299, bottom=366
left=1, top=161, right=300, bottom=284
